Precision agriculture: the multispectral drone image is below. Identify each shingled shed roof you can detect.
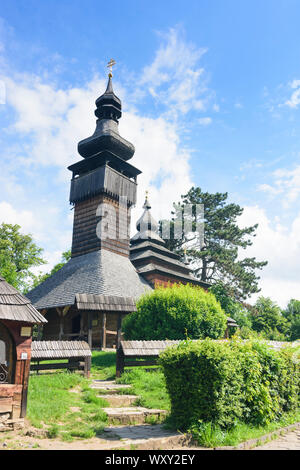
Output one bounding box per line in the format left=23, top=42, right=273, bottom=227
left=121, top=340, right=183, bottom=356
left=75, top=294, right=137, bottom=312
left=27, top=250, right=152, bottom=310
left=120, top=339, right=298, bottom=357
left=0, top=276, right=47, bottom=324
left=31, top=340, right=91, bottom=359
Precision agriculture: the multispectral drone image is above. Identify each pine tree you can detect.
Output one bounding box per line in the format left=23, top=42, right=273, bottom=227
left=160, top=187, right=268, bottom=300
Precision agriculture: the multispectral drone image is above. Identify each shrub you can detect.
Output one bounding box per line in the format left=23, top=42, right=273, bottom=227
left=159, top=338, right=300, bottom=431
left=123, top=284, right=227, bottom=340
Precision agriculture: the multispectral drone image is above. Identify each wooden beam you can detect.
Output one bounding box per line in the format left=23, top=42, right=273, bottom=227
left=56, top=308, right=64, bottom=340
left=117, top=313, right=122, bottom=350
left=63, top=305, right=71, bottom=316
left=116, top=348, right=124, bottom=378
left=101, top=313, right=107, bottom=350
left=79, top=312, right=84, bottom=337
left=105, top=329, right=117, bottom=335
left=87, top=312, right=92, bottom=372
left=87, top=312, right=92, bottom=348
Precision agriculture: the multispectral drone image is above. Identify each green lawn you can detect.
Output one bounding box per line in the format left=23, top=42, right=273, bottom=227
left=27, top=371, right=108, bottom=441
left=116, top=367, right=171, bottom=411
left=90, top=350, right=117, bottom=380
left=189, top=410, right=300, bottom=447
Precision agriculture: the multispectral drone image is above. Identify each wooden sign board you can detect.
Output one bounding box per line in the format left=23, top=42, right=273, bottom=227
left=20, top=327, right=31, bottom=337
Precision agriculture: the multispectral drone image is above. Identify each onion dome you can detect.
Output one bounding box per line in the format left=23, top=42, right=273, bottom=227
left=78, top=74, right=135, bottom=161
left=131, top=193, right=165, bottom=245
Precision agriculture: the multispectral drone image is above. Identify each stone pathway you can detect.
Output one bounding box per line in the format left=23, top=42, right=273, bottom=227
left=254, top=425, right=300, bottom=450
left=90, top=379, right=185, bottom=449
left=93, top=379, right=167, bottom=426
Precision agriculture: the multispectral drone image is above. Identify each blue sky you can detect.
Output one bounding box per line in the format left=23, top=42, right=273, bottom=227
left=0, top=0, right=300, bottom=306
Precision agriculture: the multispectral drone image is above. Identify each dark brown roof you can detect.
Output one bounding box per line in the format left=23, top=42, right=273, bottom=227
left=0, top=277, right=47, bottom=324
left=75, top=293, right=137, bottom=312
left=31, top=340, right=91, bottom=359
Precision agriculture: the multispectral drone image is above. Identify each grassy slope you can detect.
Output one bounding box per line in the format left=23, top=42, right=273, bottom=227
left=27, top=372, right=108, bottom=441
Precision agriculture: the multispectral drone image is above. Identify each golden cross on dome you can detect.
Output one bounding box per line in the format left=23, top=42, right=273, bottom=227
left=107, top=58, right=116, bottom=77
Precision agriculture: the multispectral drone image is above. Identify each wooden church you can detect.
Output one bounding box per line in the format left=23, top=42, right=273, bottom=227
left=27, top=66, right=209, bottom=349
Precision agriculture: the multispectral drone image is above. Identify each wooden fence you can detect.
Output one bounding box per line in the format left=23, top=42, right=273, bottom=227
left=30, top=340, right=92, bottom=377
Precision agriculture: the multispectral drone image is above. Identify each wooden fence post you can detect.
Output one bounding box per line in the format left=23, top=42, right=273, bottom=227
left=101, top=313, right=107, bottom=350
left=116, top=347, right=124, bottom=378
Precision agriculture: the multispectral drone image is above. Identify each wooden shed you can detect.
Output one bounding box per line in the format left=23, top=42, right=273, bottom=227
left=0, top=276, right=47, bottom=431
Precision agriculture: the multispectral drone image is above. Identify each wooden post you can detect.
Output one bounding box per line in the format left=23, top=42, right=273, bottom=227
left=115, top=314, right=124, bottom=377
left=87, top=312, right=92, bottom=348
left=20, top=360, right=29, bottom=418
left=116, top=347, right=124, bottom=378
left=84, top=357, right=90, bottom=378
left=37, top=309, right=47, bottom=340
left=79, top=312, right=84, bottom=338
left=101, top=313, right=107, bottom=350
left=116, top=313, right=122, bottom=350
left=37, top=325, right=42, bottom=340
left=87, top=311, right=92, bottom=372
left=56, top=308, right=64, bottom=340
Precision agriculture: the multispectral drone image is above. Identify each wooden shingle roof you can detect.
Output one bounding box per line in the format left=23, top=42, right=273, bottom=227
left=0, top=277, right=47, bottom=324
left=75, top=294, right=137, bottom=312
left=27, top=250, right=151, bottom=310
left=120, top=339, right=299, bottom=357
left=121, top=340, right=183, bottom=356
left=31, top=340, right=91, bottom=359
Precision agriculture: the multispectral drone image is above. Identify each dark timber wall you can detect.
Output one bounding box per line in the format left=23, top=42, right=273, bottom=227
left=71, top=194, right=131, bottom=258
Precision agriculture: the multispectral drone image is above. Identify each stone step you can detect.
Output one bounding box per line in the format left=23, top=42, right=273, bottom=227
left=104, top=407, right=167, bottom=425
left=100, top=424, right=194, bottom=450
left=98, top=394, right=139, bottom=407
left=90, top=380, right=132, bottom=393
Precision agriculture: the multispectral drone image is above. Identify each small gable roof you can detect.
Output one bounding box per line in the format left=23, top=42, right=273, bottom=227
left=0, top=277, right=47, bottom=324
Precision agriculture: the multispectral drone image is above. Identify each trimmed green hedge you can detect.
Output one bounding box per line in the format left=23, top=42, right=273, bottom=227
left=122, top=284, right=227, bottom=340
left=159, top=338, right=300, bottom=430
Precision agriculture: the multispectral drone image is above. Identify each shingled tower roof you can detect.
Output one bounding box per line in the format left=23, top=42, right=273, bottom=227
left=130, top=196, right=210, bottom=289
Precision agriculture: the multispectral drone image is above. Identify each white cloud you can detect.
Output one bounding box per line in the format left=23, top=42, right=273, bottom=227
left=3, top=74, right=106, bottom=168
left=198, top=117, right=212, bottom=126
left=1, top=32, right=200, bottom=263
left=139, top=27, right=211, bottom=116
left=0, top=200, right=72, bottom=269
left=285, top=79, right=300, bottom=108
left=239, top=205, right=300, bottom=307
left=0, top=201, right=36, bottom=233
left=258, top=164, right=300, bottom=206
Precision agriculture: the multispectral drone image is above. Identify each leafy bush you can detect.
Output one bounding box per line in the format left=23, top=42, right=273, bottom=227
left=159, top=338, right=300, bottom=431
left=123, top=284, right=227, bottom=340
left=209, top=282, right=252, bottom=329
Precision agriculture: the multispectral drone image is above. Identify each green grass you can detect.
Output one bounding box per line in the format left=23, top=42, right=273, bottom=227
left=91, top=350, right=116, bottom=379
left=116, top=367, right=171, bottom=411
left=27, top=351, right=299, bottom=447
left=27, top=371, right=108, bottom=441
left=189, top=409, right=300, bottom=448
